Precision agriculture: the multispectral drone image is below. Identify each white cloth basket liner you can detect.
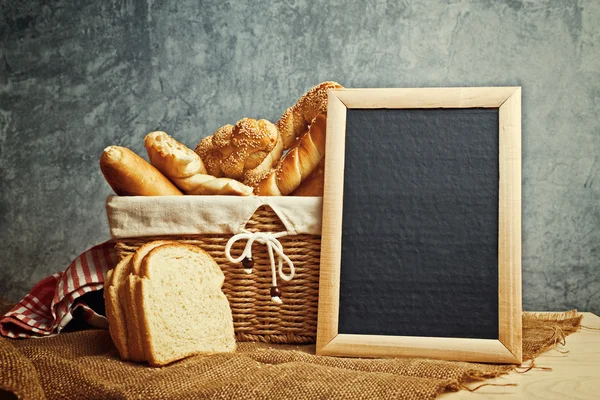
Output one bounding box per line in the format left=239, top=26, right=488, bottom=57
left=105, top=195, right=323, bottom=239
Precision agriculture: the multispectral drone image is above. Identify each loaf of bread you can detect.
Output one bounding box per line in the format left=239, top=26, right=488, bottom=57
left=291, top=158, right=325, bottom=196
left=195, top=130, right=229, bottom=177
left=136, top=243, right=236, bottom=366
left=246, top=82, right=341, bottom=195
left=145, top=131, right=253, bottom=196
left=252, top=114, right=327, bottom=196
left=195, top=118, right=283, bottom=186
left=104, top=241, right=236, bottom=366
left=276, top=81, right=342, bottom=149
left=100, top=146, right=183, bottom=196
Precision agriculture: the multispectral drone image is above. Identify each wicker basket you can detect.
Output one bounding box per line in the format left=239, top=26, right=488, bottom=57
left=112, top=205, right=321, bottom=344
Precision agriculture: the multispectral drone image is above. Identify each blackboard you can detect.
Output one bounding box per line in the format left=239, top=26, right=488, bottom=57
left=339, top=108, right=499, bottom=339
left=317, top=88, right=522, bottom=364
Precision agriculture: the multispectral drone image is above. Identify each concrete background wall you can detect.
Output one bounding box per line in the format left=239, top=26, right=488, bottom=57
left=1, top=0, right=598, bottom=313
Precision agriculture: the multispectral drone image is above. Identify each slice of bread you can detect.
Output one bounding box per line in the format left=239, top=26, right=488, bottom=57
left=104, top=255, right=133, bottom=360
left=136, top=243, right=235, bottom=366
left=131, top=240, right=175, bottom=275
left=123, top=240, right=175, bottom=361
left=119, top=275, right=145, bottom=362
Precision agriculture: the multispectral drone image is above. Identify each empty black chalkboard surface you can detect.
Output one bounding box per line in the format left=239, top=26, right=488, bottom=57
left=339, top=108, right=499, bottom=339
left=317, top=88, right=522, bottom=364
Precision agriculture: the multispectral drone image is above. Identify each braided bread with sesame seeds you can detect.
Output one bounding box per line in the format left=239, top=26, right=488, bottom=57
left=195, top=127, right=230, bottom=178
left=145, top=131, right=253, bottom=196
left=252, top=113, right=327, bottom=196
left=276, top=81, right=343, bottom=149
left=195, top=118, right=284, bottom=185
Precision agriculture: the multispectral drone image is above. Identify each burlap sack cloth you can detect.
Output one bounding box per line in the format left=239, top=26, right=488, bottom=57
left=0, top=310, right=582, bottom=400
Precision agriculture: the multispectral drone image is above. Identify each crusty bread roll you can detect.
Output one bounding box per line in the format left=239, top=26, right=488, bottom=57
left=145, top=131, right=253, bottom=196
left=291, top=158, right=325, bottom=196
left=195, top=118, right=283, bottom=186
left=276, top=81, right=343, bottom=149
left=252, top=114, right=327, bottom=196
left=136, top=243, right=236, bottom=366
left=100, top=146, right=183, bottom=196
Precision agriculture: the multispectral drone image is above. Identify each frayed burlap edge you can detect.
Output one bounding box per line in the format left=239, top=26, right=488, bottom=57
left=522, top=309, right=583, bottom=358
left=434, top=363, right=515, bottom=396
left=523, top=309, right=581, bottom=322
left=442, top=309, right=584, bottom=396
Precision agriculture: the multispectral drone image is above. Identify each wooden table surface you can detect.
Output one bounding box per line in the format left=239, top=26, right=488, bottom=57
left=440, top=312, right=600, bottom=399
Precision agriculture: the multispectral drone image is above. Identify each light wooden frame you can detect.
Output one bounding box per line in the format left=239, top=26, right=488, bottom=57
left=317, top=87, right=522, bottom=364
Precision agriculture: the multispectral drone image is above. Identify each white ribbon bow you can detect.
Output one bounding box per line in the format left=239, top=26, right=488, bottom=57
left=225, top=230, right=295, bottom=304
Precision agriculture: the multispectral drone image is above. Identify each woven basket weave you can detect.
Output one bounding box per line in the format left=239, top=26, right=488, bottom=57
left=114, top=205, right=320, bottom=344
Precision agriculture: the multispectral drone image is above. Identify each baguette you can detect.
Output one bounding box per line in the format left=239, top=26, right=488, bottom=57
left=145, top=131, right=253, bottom=196
left=100, top=146, right=183, bottom=196
left=253, top=114, right=327, bottom=196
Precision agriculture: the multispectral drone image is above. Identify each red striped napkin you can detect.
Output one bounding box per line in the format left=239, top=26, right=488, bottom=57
left=0, top=241, right=117, bottom=339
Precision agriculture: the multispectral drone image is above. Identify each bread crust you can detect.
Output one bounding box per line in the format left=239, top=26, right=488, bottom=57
left=125, top=240, right=178, bottom=363
left=138, top=243, right=222, bottom=281
left=291, top=158, right=325, bottom=196
left=131, top=275, right=146, bottom=362
left=254, top=114, right=327, bottom=196
left=131, top=240, right=175, bottom=275
left=104, top=255, right=133, bottom=360
left=276, top=81, right=342, bottom=149
left=120, top=276, right=145, bottom=362
left=195, top=118, right=284, bottom=186
left=145, top=131, right=208, bottom=177
left=195, top=132, right=228, bottom=177
left=219, top=118, right=280, bottom=179
left=145, top=131, right=253, bottom=196
left=100, top=146, right=183, bottom=196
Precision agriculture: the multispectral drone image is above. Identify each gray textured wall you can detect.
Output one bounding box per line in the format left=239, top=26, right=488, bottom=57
left=1, top=0, right=598, bottom=313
